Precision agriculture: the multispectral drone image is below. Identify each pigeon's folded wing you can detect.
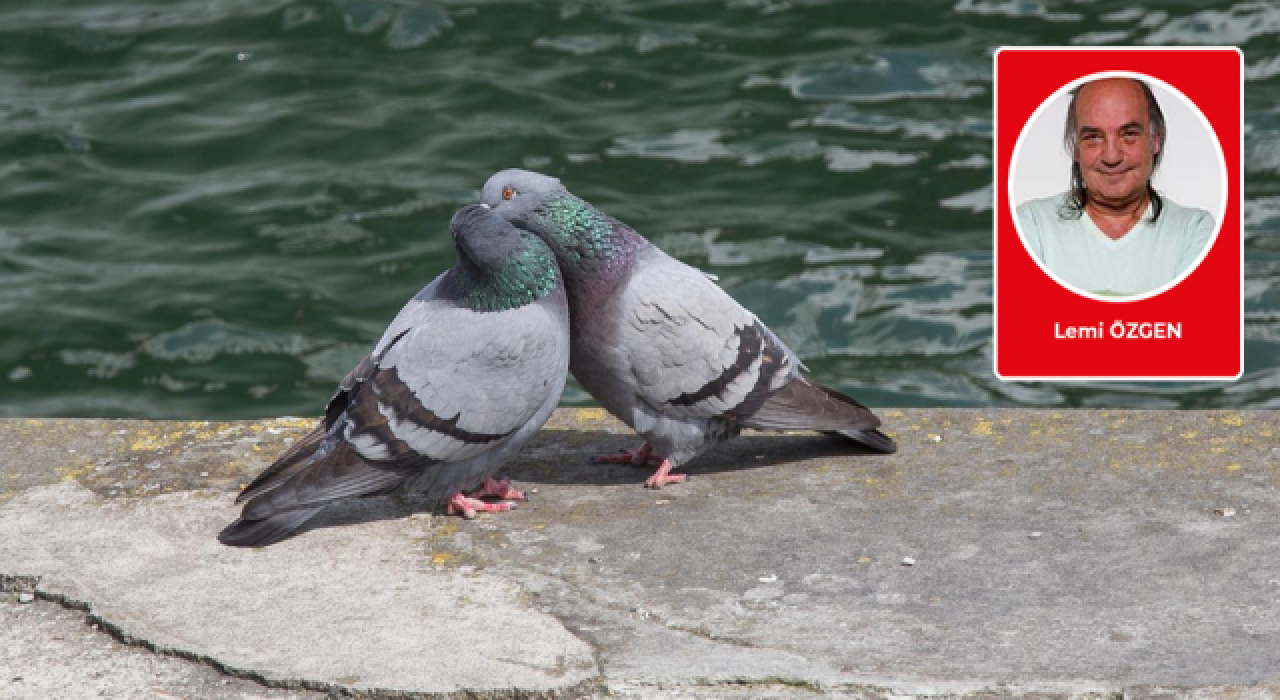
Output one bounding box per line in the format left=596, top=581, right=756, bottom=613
left=347, top=300, right=567, bottom=465
left=236, top=300, right=566, bottom=516
left=620, top=250, right=801, bottom=420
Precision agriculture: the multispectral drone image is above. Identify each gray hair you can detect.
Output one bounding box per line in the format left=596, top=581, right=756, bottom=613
left=1060, top=77, right=1166, bottom=221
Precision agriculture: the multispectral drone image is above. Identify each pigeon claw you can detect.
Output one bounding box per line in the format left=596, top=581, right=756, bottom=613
left=446, top=492, right=516, bottom=519
left=644, top=459, right=687, bottom=489
left=468, top=478, right=526, bottom=501
left=593, top=443, right=658, bottom=466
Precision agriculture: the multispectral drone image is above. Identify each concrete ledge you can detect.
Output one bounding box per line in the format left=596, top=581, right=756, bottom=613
left=1, top=409, right=1279, bottom=699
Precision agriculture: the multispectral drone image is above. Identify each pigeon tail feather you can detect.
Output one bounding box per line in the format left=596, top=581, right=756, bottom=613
left=830, top=428, right=898, bottom=454
left=736, top=377, right=897, bottom=452
left=217, top=506, right=324, bottom=548
left=235, top=424, right=327, bottom=505
left=239, top=438, right=409, bottom=522
left=230, top=426, right=412, bottom=542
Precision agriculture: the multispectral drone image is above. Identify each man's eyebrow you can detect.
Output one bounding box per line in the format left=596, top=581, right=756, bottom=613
left=1077, top=122, right=1144, bottom=135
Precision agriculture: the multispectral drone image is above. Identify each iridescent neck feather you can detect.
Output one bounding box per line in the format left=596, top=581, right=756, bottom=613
left=528, top=193, right=647, bottom=295
left=444, top=233, right=560, bottom=313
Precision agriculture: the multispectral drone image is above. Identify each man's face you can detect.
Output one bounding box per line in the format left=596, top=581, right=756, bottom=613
left=1072, top=78, right=1161, bottom=208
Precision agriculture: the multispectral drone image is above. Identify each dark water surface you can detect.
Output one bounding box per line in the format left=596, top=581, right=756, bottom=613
left=1, top=1, right=1278, bottom=418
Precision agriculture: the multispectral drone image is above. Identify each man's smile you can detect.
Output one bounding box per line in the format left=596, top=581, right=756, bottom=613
left=1094, top=167, right=1134, bottom=179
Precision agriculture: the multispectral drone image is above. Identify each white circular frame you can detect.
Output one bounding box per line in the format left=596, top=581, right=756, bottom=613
left=1008, top=70, right=1228, bottom=303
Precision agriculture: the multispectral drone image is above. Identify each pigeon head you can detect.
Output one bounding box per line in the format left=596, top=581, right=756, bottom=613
left=445, top=203, right=561, bottom=312
left=449, top=203, right=527, bottom=271
left=481, top=168, right=648, bottom=293
left=481, top=169, right=566, bottom=229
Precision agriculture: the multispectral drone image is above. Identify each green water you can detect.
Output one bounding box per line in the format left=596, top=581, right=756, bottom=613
left=1, top=1, right=1278, bottom=418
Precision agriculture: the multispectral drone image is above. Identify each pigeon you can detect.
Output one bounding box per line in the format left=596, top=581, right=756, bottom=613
left=218, top=203, right=570, bottom=547
left=481, top=169, right=896, bottom=489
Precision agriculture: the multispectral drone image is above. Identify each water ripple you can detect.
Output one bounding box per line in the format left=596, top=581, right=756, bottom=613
left=607, top=129, right=734, bottom=163
left=0, top=0, right=1275, bottom=417
left=1141, top=2, right=1280, bottom=45
left=952, top=0, right=1081, bottom=22
left=141, top=318, right=319, bottom=364
left=825, top=148, right=922, bottom=173
left=749, top=49, right=988, bottom=103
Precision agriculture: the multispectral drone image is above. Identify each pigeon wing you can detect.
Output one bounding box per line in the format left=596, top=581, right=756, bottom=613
left=237, top=294, right=568, bottom=521
left=360, top=297, right=568, bottom=463
left=619, top=249, right=800, bottom=420
left=616, top=249, right=884, bottom=440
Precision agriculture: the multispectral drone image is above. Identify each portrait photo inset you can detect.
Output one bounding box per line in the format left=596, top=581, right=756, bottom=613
left=1010, top=73, right=1225, bottom=300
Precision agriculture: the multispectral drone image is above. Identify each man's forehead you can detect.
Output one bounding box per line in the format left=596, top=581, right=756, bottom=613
left=1075, top=78, right=1149, bottom=125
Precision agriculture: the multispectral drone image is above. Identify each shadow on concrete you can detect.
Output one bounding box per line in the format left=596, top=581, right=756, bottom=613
left=255, top=428, right=892, bottom=545
left=505, top=428, right=892, bottom=488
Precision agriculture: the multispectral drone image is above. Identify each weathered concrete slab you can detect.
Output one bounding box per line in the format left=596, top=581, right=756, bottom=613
left=1, top=594, right=320, bottom=700
left=0, top=481, right=598, bottom=698
left=1, top=409, right=1278, bottom=699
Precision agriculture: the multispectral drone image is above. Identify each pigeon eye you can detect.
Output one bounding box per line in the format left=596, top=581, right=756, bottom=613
left=501, top=186, right=515, bottom=201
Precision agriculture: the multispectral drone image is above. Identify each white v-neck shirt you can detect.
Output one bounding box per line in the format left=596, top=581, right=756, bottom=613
left=1016, top=192, right=1215, bottom=297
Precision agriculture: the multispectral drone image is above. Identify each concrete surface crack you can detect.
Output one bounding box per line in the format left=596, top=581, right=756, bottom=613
left=7, top=571, right=605, bottom=700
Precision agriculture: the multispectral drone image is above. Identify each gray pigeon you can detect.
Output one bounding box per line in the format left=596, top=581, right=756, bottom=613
left=481, top=169, right=895, bottom=489
left=218, top=204, right=569, bottom=546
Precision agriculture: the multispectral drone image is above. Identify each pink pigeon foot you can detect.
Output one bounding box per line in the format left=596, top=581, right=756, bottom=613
left=644, top=459, right=687, bottom=489
left=468, top=478, right=526, bottom=501
left=446, top=492, right=516, bottom=519
left=593, top=443, right=658, bottom=466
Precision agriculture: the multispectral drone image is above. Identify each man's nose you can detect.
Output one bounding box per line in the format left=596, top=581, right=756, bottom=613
left=1100, top=137, right=1123, bottom=165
